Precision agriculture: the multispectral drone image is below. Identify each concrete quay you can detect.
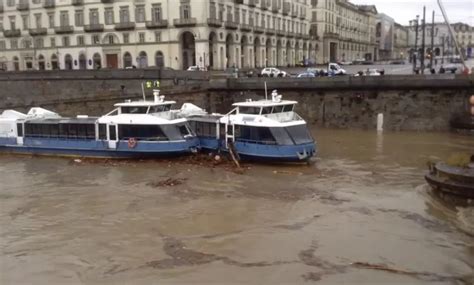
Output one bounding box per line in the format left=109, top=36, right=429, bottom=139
left=0, top=70, right=473, bottom=131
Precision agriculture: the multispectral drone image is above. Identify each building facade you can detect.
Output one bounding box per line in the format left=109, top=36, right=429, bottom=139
left=375, top=13, right=394, bottom=60
left=310, top=0, right=377, bottom=64
left=393, top=23, right=408, bottom=60
left=406, top=22, right=473, bottom=60
left=0, top=0, right=314, bottom=71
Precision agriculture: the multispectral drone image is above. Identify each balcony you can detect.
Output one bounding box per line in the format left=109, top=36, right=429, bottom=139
left=101, top=0, right=113, bottom=3
left=16, top=2, right=29, bottom=11
left=84, top=24, right=104, bottom=32
left=254, top=26, right=264, bottom=34
left=71, top=0, right=84, bottom=6
left=240, top=24, right=252, bottom=32
left=29, top=28, right=48, bottom=36
left=224, top=21, right=239, bottom=30
left=265, top=28, right=276, bottom=36
left=145, top=20, right=168, bottom=29
left=283, top=2, right=290, bottom=15
left=43, top=0, right=55, bottom=8
left=173, top=18, right=197, bottom=27
left=277, top=29, right=286, bottom=37
left=291, top=9, right=298, bottom=18
left=261, top=0, right=270, bottom=10
left=114, top=22, right=135, bottom=31
left=207, top=18, right=221, bottom=28
left=248, top=0, right=256, bottom=7
left=300, top=11, right=306, bottom=20
left=4, top=29, right=21, bottom=37
left=55, top=25, right=74, bottom=34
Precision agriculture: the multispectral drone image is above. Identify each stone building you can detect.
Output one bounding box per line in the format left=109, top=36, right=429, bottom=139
left=310, top=0, right=377, bottom=64
left=406, top=22, right=473, bottom=60
left=0, top=0, right=314, bottom=71
left=375, top=13, right=394, bottom=60
left=393, top=23, right=408, bottom=60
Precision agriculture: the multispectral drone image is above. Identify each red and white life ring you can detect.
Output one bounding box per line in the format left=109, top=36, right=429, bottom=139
left=128, top=138, right=138, bottom=149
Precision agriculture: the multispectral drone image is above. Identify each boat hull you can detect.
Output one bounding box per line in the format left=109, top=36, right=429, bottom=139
left=0, top=137, right=200, bottom=159
left=198, top=138, right=316, bottom=162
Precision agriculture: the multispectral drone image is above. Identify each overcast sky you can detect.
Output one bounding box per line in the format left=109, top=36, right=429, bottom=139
left=350, top=0, right=474, bottom=26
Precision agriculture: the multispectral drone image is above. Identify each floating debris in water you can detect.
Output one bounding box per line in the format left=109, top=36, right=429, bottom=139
left=147, top=178, right=187, bottom=188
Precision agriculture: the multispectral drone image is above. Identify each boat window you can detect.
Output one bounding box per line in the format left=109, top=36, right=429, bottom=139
left=109, top=125, right=117, bottom=141
left=17, top=124, right=23, bottom=137
left=261, top=107, right=272, bottom=115
left=236, top=126, right=277, bottom=144
left=286, top=124, right=313, bottom=144
left=50, top=124, right=59, bottom=138
left=282, top=105, right=294, bottom=112
left=24, top=123, right=96, bottom=140
left=118, top=124, right=168, bottom=141
left=98, top=124, right=107, bottom=140
left=68, top=124, right=78, bottom=138
left=121, top=107, right=149, bottom=114
left=239, top=107, right=260, bottom=115
left=193, top=122, right=217, bottom=138
left=178, top=124, right=190, bottom=136
left=270, top=127, right=294, bottom=145
left=272, top=106, right=284, bottom=113
left=149, top=104, right=172, bottom=113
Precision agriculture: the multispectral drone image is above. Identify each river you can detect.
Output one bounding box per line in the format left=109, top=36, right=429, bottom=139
left=0, top=129, right=473, bottom=284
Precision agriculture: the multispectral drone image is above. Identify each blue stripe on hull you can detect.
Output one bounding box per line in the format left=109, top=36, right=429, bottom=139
left=233, top=141, right=317, bottom=162
left=0, top=137, right=200, bottom=159
left=194, top=136, right=317, bottom=162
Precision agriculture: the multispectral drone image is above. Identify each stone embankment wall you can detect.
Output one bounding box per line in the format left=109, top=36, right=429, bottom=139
left=0, top=70, right=473, bottom=131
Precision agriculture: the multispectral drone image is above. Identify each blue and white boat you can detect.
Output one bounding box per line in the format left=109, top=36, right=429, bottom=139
left=0, top=91, right=199, bottom=158
left=184, top=90, right=317, bottom=162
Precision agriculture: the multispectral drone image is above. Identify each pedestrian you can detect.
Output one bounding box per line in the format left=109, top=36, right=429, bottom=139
left=439, top=66, right=445, bottom=74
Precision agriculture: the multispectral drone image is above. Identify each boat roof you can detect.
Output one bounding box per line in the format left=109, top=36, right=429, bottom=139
left=233, top=99, right=298, bottom=108
left=114, top=100, right=176, bottom=107
left=26, top=117, right=99, bottom=124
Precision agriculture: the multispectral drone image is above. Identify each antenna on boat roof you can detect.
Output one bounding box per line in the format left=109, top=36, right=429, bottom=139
left=264, top=81, right=268, bottom=100
left=141, top=82, right=146, bottom=101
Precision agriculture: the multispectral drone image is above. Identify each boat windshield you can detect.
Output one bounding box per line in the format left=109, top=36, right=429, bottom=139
left=121, top=107, right=148, bottom=114
left=149, top=104, right=172, bottom=113
left=285, top=124, right=313, bottom=144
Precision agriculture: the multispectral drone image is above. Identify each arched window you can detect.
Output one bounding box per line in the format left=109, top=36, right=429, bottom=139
left=123, top=52, right=133, bottom=68
left=13, top=56, right=20, bottom=71
left=38, top=55, right=45, bottom=70
left=64, top=54, right=73, bottom=70
left=51, top=54, right=59, bottom=70
left=93, top=53, right=102, bottom=69
left=79, top=54, right=87, bottom=69
left=155, top=51, right=164, bottom=67
left=137, top=51, right=148, bottom=68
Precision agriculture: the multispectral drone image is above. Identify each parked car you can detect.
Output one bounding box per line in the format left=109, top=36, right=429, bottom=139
left=328, top=63, right=347, bottom=75
left=442, top=64, right=459, bottom=73
left=187, top=66, right=207, bottom=71
left=339, top=61, right=353, bottom=66
left=353, top=58, right=366, bottom=65
left=297, top=72, right=316, bottom=78
left=261, top=67, right=288, bottom=77
left=306, top=68, right=329, bottom=77
left=354, top=68, right=383, bottom=76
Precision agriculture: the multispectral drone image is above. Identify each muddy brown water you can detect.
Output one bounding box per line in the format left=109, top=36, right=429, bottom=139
left=0, top=129, right=473, bottom=285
